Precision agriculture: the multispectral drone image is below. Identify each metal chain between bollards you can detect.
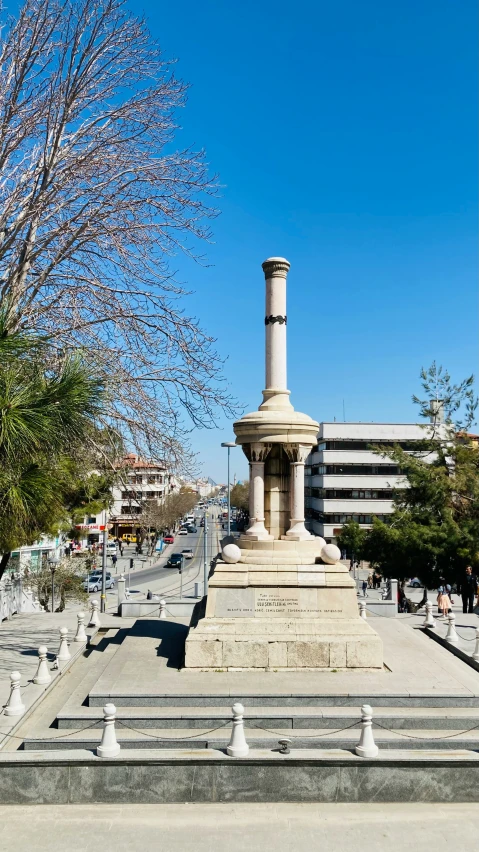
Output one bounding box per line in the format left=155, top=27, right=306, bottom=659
left=116, top=719, right=232, bottom=740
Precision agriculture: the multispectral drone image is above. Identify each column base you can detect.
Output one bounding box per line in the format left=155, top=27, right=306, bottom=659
left=282, top=519, right=313, bottom=541
left=242, top=519, right=273, bottom=541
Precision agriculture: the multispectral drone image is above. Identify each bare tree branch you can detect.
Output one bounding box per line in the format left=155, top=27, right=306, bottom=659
left=0, top=0, right=239, bottom=469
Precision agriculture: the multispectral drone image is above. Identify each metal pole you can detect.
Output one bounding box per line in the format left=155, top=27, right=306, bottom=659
left=101, top=517, right=108, bottom=613
left=179, top=557, right=183, bottom=599
left=203, top=510, right=208, bottom=596
left=51, top=571, right=54, bottom=614
left=227, top=447, right=231, bottom=538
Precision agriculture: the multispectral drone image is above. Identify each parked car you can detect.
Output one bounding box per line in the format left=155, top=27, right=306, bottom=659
left=82, top=572, right=115, bottom=592
left=408, top=578, right=423, bottom=588
left=182, top=548, right=194, bottom=559
left=178, top=528, right=188, bottom=536
left=163, top=535, right=174, bottom=545
left=167, top=553, right=183, bottom=569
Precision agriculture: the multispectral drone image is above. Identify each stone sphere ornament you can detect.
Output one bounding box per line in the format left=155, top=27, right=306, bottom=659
left=321, top=543, right=341, bottom=565
left=222, top=543, right=242, bottom=564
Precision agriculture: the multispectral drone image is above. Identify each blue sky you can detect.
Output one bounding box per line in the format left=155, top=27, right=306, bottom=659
left=140, top=0, right=478, bottom=483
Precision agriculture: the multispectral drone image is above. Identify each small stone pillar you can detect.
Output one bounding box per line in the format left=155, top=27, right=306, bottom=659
left=33, top=646, right=51, bottom=685
left=355, top=704, right=378, bottom=758
left=117, top=575, right=126, bottom=610
left=472, top=628, right=479, bottom=662
left=74, top=612, right=87, bottom=643
left=446, top=612, right=459, bottom=645
left=57, top=627, right=71, bottom=661
left=359, top=601, right=367, bottom=620
left=96, top=703, right=121, bottom=758
left=423, top=600, right=436, bottom=628
left=89, top=599, right=101, bottom=627
left=159, top=599, right=167, bottom=619
left=226, top=702, right=249, bottom=757
left=4, top=671, right=25, bottom=717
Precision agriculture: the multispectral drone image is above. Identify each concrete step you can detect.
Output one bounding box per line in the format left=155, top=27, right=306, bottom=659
left=54, top=705, right=479, bottom=730
left=22, top=726, right=479, bottom=751
left=87, top=692, right=479, bottom=708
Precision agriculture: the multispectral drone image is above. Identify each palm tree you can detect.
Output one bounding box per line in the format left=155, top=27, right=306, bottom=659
left=0, top=308, right=105, bottom=579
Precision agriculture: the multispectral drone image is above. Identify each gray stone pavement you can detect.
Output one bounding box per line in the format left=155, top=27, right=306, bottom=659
left=0, top=607, right=134, bottom=747
left=1, top=803, right=479, bottom=851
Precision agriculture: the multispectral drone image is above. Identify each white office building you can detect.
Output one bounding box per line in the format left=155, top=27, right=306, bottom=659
left=305, top=422, right=433, bottom=543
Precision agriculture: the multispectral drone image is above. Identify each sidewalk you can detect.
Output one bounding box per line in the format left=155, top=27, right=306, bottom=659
left=0, top=605, right=132, bottom=747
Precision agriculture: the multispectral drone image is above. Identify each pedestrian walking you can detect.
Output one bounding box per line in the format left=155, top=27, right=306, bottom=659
left=437, top=578, right=452, bottom=617
left=458, top=566, right=478, bottom=614
left=362, top=580, right=368, bottom=597
left=111, top=553, right=118, bottom=572
left=367, top=572, right=373, bottom=589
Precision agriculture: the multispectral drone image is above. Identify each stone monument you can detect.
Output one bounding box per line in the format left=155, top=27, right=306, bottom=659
left=185, top=257, right=383, bottom=670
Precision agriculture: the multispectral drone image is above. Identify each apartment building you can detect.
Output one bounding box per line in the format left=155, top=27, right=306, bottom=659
left=109, top=454, right=178, bottom=540
left=305, top=422, right=432, bottom=543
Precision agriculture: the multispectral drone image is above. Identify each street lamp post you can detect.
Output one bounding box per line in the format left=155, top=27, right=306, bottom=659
left=47, top=556, right=60, bottom=613
left=221, top=442, right=237, bottom=538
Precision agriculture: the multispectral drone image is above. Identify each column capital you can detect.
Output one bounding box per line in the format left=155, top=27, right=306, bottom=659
left=262, top=257, right=290, bottom=280
left=243, top=442, right=271, bottom=463
left=284, top=443, right=312, bottom=465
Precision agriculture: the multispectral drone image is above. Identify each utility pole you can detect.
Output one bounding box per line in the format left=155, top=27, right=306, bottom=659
left=100, top=513, right=108, bottom=613
left=203, top=509, right=208, bottom=596
left=221, top=442, right=237, bottom=538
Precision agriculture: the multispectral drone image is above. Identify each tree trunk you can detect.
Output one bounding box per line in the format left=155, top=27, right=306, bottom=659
left=0, top=551, right=12, bottom=582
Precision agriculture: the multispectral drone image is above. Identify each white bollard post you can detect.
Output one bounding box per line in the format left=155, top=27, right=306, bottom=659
left=445, top=612, right=459, bottom=645
left=117, top=575, right=126, bottom=609
left=97, top=703, right=121, bottom=758
left=33, top=645, right=52, bottom=685
left=355, top=704, right=378, bottom=758
left=423, top=600, right=436, bottom=628
left=226, top=702, right=249, bottom=757
left=473, top=628, right=479, bottom=663
left=89, top=599, right=101, bottom=627
left=159, top=599, right=167, bottom=620
left=4, top=671, right=26, bottom=717
left=359, top=601, right=367, bottom=620
left=74, top=611, right=87, bottom=643
left=57, top=627, right=71, bottom=661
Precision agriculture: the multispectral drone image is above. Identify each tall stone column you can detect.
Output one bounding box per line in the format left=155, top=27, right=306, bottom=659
left=284, top=444, right=313, bottom=540
left=260, top=258, right=293, bottom=411
left=243, top=443, right=272, bottom=540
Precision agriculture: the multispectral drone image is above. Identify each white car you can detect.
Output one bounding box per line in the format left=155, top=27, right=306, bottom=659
left=82, top=573, right=115, bottom=592
left=178, top=528, right=188, bottom=536
left=181, top=548, right=194, bottom=559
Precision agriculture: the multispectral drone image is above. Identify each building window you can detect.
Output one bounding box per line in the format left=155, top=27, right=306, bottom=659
left=317, top=464, right=401, bottom=476
left=319, top=440, right=419, bottom=451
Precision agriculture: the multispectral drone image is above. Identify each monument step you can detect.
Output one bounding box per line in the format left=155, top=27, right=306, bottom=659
left=87, top=692, right=479, bottom=708
left=55, top=706, right=479, bottom=730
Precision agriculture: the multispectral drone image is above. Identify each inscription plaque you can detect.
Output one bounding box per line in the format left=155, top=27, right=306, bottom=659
left=215, top=588, right=255, bottom=617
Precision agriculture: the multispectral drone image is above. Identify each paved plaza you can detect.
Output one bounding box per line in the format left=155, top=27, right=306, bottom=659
left=1, top=803, right=479, bottom=851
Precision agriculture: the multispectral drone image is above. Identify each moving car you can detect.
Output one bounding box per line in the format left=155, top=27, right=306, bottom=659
left=82, top=572, right=115, bottom=592
left=186, top=525, right=197, bottom=534
left=163, top=535, right=174, bottom=545
left=178, top=528, right=188, bottom=536
left=167, top=553, right=183, bottom=569
left=181, top=548, right=194, bottom=559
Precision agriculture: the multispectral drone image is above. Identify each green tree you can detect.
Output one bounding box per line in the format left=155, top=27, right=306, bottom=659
left=363, top=363, right=479, bottom=594
left=0, top=316, right=105, bottom=578
left=230, top=482, right=249, bottom=513
left=336, top=520, right=367, bottom=567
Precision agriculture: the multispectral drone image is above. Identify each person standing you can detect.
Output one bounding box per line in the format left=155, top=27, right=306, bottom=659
left=361, top=579, right=368, bottom=597
left=459, top=566, right=478, bottom=614
left=111, top=553, right=118, bottom=573
left=437, top=579, right=452, bottom=617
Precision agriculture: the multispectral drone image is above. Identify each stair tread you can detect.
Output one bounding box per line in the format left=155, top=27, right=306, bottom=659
left=56, top=705, right=479, bottom=718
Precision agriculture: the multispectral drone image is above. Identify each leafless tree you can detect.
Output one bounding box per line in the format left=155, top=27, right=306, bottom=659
left=0, top=0, right=237, bottom=468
